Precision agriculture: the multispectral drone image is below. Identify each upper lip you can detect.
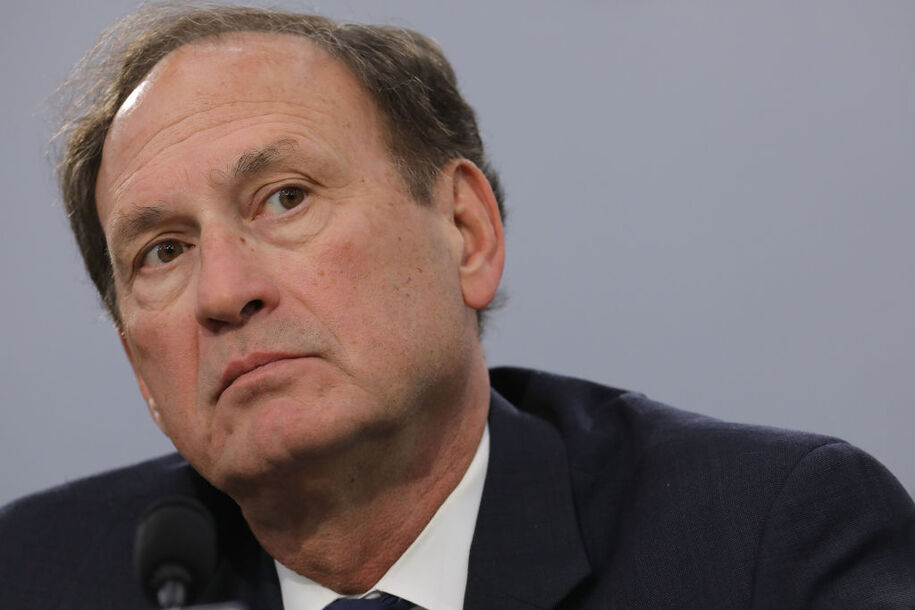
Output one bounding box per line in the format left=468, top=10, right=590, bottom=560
left=217, top=352, right=305, bottom=399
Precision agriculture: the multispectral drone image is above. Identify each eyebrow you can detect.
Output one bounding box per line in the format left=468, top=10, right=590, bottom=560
left=230, top=137, right=299, bottom=179
left=108, top=204, right=168, bottom=266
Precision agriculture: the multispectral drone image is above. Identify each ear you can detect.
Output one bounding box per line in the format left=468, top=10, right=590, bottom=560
left=444, top=159, right=506, bottom=311
left=118, top=331, right=168, bottom=436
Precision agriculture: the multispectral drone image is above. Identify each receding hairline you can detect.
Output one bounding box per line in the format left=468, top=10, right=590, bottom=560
left=108, top=29, right=362, bottom=130
left=97, top=30, right=401, bottom=228
left=135, top=28, right=340, bottom=72
left=101, top=28, right=421, bottom=191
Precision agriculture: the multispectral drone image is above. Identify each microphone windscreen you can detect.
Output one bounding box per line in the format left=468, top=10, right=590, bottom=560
left=134, top=497, right=218, bottom=606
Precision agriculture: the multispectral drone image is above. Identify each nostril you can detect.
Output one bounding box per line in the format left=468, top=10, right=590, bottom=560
left=240, top=299, right=263, bottom=318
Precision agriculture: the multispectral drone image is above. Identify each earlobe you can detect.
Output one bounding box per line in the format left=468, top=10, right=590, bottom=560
left=118, top=331, right=168, bottom=436
left=448, top=160, right=506, bottom=311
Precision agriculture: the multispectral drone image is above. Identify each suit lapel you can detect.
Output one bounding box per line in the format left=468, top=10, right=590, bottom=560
left=464, top=390, right=591, bottom=609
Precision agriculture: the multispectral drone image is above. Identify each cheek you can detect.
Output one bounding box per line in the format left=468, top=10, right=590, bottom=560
left=312, top=226, right=412, bottom=316
left=125, top=308, right=200, bottom=403
left=307, top=213, right=462, bottom=357
left=126, top=311, right=214, bottom=466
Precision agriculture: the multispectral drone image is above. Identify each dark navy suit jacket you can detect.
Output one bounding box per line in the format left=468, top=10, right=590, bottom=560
left=2, top=367, right=914, bottom=608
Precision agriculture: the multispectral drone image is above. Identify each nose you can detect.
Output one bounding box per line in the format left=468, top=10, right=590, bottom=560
left=194, top=230, right=280, bottom=332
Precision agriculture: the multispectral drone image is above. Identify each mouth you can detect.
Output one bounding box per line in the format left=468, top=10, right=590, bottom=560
left=216, top=352, right=307, bottom=401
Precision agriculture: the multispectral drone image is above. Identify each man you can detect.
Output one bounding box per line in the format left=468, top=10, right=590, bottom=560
left=1, top=4, right=913, bottom=609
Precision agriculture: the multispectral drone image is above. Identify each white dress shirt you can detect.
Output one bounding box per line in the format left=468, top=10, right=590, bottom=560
left=276, top=425, right=490, bottom=610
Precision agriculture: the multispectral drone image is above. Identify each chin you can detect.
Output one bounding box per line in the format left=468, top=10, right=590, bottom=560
left=199, top=423, right=347, bottom=496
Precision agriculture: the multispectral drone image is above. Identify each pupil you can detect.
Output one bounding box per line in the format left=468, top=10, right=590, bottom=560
left=280, top=187, right=303, bottom=209
left=157, top=242, right=182, bottom=263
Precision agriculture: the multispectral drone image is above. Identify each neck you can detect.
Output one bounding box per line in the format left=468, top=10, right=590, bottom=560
left=234, top=358, right=491, bottom=594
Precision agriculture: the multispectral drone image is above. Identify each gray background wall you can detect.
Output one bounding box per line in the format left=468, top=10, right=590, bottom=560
left=2, top=0, right=913, bottom=506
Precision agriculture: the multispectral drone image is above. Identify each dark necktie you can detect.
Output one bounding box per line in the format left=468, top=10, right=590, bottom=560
left=323, top=592, right=416, bottom=609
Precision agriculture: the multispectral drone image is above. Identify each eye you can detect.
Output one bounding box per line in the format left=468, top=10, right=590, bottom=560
left=140, top=239, right=186, bottom=268
left=264, top=185, right=308, bottom=214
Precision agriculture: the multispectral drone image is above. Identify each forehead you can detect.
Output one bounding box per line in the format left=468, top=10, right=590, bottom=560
left=99, top=32, right=383, bottom=197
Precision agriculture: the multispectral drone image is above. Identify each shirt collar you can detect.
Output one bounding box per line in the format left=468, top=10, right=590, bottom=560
left=276, top=425, right=490, bottom=610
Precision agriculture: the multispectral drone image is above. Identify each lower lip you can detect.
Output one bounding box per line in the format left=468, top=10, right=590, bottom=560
left=221, top=357, right=313, bottom=399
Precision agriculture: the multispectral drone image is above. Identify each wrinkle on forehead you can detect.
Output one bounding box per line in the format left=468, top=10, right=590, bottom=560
left=97, top=32, right=384, bottom=221
left=103, top=104, right=348, bottom=201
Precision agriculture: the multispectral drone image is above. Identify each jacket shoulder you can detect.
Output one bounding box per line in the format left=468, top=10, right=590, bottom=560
left=0, top=453, right=203, bottom=607
left=0, top=453, right=197, bottom=533
left=490, top=365, right=839, bottom=471
left=489, top=366, right=915, bottom=606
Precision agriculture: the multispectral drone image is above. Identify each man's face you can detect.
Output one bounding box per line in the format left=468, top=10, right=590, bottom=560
left=95, top=33, right=482, bottom=492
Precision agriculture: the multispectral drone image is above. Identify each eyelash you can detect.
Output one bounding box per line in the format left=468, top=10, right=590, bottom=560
left=261, top=184, right=310, bottom=215
left=137, top=239, right=192, bottom=271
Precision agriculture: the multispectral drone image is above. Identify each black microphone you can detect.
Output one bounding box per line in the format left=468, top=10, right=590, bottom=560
left=134, top=497, right=218, bottom=608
